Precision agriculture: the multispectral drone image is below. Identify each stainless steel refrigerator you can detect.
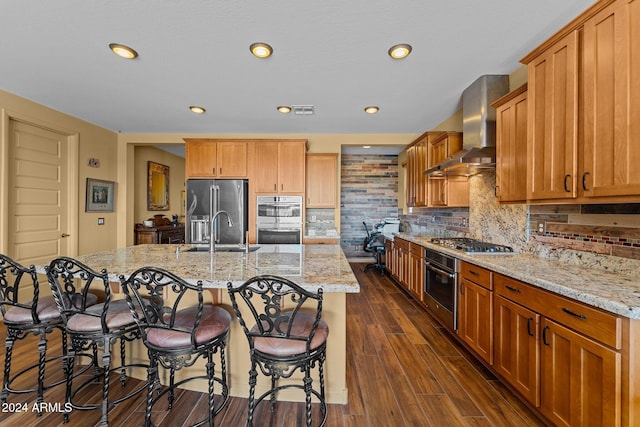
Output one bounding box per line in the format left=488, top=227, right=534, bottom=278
left=186, top=179, right=249, bottom=245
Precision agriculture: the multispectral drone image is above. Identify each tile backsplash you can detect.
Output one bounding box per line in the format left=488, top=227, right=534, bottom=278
left=401, top=170, right=640, bottom=275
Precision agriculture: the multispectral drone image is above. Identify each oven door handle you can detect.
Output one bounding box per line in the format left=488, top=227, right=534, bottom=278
left=426, top=263, right=455, bottom=279
left=258, top=228, right=301, bottom=232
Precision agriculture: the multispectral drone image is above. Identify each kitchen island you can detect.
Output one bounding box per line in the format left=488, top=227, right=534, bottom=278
left=45, top=244, right=359, bottom=405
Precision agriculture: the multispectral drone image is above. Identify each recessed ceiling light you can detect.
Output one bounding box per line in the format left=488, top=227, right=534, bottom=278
left=108, top=43, right=138, bottom=59
left=277, top=105, right=292, bottom=114
left=250, top=42, right=273, bottom=58
left=388, top=43, right=412, bottom=60
left=364, top=106, right=379, bottom=114
left=189, top=106, right=206, bottom=114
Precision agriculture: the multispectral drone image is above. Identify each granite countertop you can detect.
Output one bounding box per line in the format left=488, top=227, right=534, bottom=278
left=39, top=244, right=359, bottom=293
left=393, top=232, right=640, bottom=319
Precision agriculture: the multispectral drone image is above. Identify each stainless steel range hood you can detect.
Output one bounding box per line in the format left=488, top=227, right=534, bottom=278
left=425, top=75, right=509, bottom=176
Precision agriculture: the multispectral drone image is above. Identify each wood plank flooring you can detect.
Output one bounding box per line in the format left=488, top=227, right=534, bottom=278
left=0, top=263, right=547, bottom=426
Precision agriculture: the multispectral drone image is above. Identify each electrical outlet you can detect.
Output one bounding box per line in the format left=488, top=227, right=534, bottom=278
left=98, top=218, right=105, bottom=225
left=538, top=222, right=544, bottom=233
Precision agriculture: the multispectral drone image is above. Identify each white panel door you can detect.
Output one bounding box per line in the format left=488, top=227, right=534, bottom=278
left=8, top=120, right=71, bottom=264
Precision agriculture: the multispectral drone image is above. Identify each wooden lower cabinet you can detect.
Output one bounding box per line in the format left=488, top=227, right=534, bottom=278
left=494, top=295, right=540, bottom=407
left=494, top=273, right=623, bottom=426
left=408, top=243, right=424, bottom=300
left=541, top=317, right=620, bottom=427
left=458, top=275, right=493, bottom=365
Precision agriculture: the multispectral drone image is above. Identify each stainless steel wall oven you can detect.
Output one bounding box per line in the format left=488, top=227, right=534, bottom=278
left=423, top=249, right=458, bottom=331
left=256, top=196, right=303, bottom=244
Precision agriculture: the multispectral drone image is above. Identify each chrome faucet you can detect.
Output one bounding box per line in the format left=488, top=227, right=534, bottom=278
left=210, top=210, right=233, bottom=253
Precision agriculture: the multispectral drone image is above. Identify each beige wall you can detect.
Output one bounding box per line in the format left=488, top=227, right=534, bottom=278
left=133, top=146, right=186, bottom=224
left=0, top=89, right=118, bottom=257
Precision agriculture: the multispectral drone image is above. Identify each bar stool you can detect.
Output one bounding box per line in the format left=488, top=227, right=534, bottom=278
left=120, top=266, right=231, bottom=427
left=227, top=275, right=328, bottom=427
left=46, top=257, right=147, bottom=426
left=0, top=254, right=85, bottom=415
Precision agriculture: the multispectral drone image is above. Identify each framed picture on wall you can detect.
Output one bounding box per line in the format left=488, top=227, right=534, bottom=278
left=85, top=178, right=115, bottom=212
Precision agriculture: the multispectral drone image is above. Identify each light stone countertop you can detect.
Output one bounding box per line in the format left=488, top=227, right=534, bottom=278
left=39, top=244, right=359, bottom=293
left=393, top=233, right=640, bottom=319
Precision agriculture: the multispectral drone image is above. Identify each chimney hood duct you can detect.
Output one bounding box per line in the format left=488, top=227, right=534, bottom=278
left=425, top=75, right=509, bottom=176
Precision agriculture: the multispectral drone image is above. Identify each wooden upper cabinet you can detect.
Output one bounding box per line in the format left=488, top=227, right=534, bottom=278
left=493, top=85, right=528, bottom=203
left=405, top=132, right=434, bottom=207
left=254, top=140, right=306, bottom=194
left=279, top=141, right=306, bottom=193
left=428, top=132, right=461, bottom=167
left=185, top=140, right=218, bottom=177
left=425, top=132, right=468, bottom=207
left=217, top=141, right=248, bottom=177
left=405, top=145, right=416, bottom=207
left=521, top=0, right=640, bottom=203
left=582, top=0, right=640, bottom=198
left=306, top=153, right=337, bottom=208
left=184, top=139, right=248, bottom=178
left=524, top=31, right=579, bottom=201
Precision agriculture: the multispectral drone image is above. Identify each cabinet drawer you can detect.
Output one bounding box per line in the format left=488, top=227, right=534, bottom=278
left=460, top=261, right=492, bottom=290
left=410, top=242, right=424, bottom=256
left=495, top=273, right=621, bottom=349
left=394, top=238, right=410, bottom=251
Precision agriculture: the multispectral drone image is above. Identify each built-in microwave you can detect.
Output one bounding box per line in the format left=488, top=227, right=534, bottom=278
left=256, top=196, right=303, bottom=244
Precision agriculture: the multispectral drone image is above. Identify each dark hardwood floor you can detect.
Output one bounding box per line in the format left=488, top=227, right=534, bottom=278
left=0, top=263, right=547, bottom=426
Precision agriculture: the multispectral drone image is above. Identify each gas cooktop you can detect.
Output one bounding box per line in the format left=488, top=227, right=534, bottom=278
left=430, top=237, right=514, bottom=254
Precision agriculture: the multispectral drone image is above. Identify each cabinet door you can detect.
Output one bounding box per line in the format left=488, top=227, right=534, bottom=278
left=306, top=154, right=337, bottom=208
left=582, top=0, right=640, bottom=198
left=527, top=31, right=578, bottom=200
left=405, top=145, right=416, bottom=207
left=494, top=295, right=540, bottom=407
left=496, top=88, right=528, bottom=202
left=428, top=177, right=446, bottom=207
left=409, top=244, right=424, bottom=300
left=415, top=138, right=428, bottom=206
left=540, top=317, right=620, bottom=427
left=278, top=141, right=306, bottom=193
left=385, top=239, right=393, bottom=275
left=254, top=142, right=280, bottom=192
left=217, top=141, right=247, bottom=177
left=185, top=141, right=217, bottom=178
left=458, top=277, right=493, bottom=364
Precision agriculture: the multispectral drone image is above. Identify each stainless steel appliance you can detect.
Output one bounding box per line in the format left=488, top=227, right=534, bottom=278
left=256, top=196, right=302, bottom=244
left=430, top=237, right=514, bottom=253
left=424, top=237, right=514, bottom=331
left=186, top=179, right=248, bottom=245
left=424, top=249, right=459, bottom=331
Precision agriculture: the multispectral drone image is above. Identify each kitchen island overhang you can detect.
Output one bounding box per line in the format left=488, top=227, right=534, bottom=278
left=37, top=244, right=359, bottom=405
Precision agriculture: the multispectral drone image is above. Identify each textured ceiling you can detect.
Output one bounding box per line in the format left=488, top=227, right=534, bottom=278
left=0, top=0, right=594, bottom=134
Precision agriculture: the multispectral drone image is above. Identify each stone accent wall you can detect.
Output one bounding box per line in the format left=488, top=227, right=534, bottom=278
left=340, top=154, right=398, bottom=257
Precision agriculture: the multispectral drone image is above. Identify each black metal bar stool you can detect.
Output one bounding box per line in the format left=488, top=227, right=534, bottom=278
left=0, top=254, right=89, bottom=415
left=46, top=256, right=148, bottom=426
left=227, top=275, right=328, bottom=427
left=120, top=266, right=231, bottom=427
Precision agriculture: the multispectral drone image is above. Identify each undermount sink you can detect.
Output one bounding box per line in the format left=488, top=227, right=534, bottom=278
left=185, top=245, right=261, bottom=253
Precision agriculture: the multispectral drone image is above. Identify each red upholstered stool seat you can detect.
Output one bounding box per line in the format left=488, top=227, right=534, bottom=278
left=146, top=305, right=231, bottom=348
left=252, top=312, right=329, bottom=357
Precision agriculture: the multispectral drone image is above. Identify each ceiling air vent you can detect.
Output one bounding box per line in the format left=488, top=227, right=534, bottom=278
left=291, top=105, right=314, bottom=115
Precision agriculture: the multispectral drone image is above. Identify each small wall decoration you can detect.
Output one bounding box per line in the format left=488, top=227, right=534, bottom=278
left=86, top=178, right=115, bottom=212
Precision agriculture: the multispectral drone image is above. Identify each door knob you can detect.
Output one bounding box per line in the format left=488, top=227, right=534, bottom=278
left=61, top=233, right=70, bottom=238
